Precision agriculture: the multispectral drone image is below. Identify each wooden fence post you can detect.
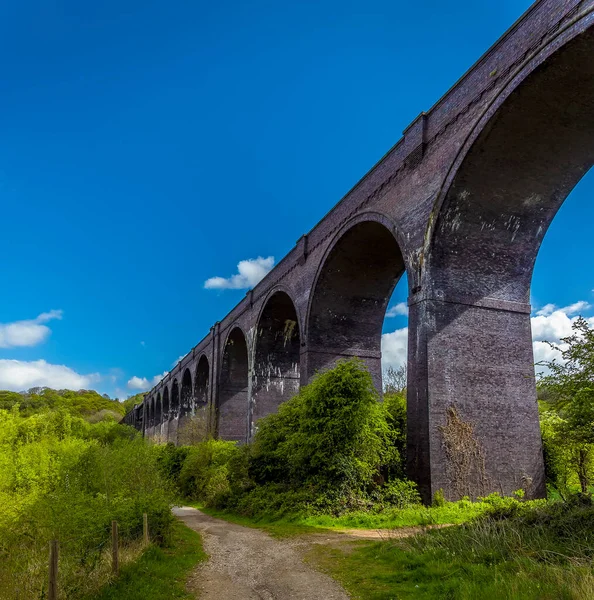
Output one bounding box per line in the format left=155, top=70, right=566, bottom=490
left=48, top=540, right=58, bottom=600
left=111, top=521, right=119, bottom=576
left=143, top=513, right=149, bottom=546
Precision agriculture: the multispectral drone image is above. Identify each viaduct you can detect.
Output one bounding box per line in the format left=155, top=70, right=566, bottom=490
left=123, top=0, right=594, bottom=503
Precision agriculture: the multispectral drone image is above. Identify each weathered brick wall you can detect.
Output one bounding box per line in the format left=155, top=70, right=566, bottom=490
left=131, top=0, right=594, bottom=502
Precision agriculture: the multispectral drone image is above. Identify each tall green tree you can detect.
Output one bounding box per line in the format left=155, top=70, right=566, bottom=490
left=539, top=317, right=594, bottom=493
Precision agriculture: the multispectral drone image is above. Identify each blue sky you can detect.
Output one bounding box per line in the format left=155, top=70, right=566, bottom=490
left=1, top=0, right=592, bottom=398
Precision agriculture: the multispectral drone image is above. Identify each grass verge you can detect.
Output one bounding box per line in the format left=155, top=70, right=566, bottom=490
left=193, top=504, right=333, bottom=538
left=193, top=496, right=516, bottom=535
left=86, top=521, right=206, bottom=600
left=303, top=502, right=594, bottom=600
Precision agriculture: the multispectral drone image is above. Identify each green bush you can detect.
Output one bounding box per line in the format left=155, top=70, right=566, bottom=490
left=0, top=402, right=175, bottom=599
left=178, top=439, right=241, bottom=504
left=250, top=359, right=399, bottom=493
left=379, top=479, right=421, bottom=508
left=173, top=359, right=415, bottom=517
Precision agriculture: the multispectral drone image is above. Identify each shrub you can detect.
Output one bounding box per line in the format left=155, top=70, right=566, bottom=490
left=379, top=479, right=421, bottom=508
left=178, top=439, right=241, bottom=504
left=0, top=405, right=175, bottom=599
left=249, top=359, right=399, bottom=495
left=175, top=360, right=414, bottom=517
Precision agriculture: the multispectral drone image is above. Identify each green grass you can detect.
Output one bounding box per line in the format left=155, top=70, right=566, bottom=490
left=198, top=498, right=594, bottom=599
left=303, top=502, right=594, bottom=600
left=86, top=521, right=206, bottom=600
left=193, top=496, right=514, bottom=535
left=193, top=503, right=335, bottom=538
left=296, top=501, right=491, bottom=529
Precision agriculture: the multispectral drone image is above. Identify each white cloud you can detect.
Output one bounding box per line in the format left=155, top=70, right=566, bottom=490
left=127, top=376, right=149, bottom=390
left=204, top=256, right=275, bottom=290
left=153, top=372, right=167, bottom=385
left=0, top=310, right=63, bottom=348
left=381, top=327, right=408, bottom=371
left=0, top=359, right=98, bottom=391
left=531, top=301, right=593, bottom=343
left=385, top=302, right=408, bottom=318
left=531, top=301, right=594, bottom=375
left=172, top=355, right=184, bottom=368
left=127, top=371, right=167, bottom=391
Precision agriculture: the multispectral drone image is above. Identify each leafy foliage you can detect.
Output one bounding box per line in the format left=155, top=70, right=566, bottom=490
left=538, top=317, right=594, bottom=494
left=122, top=392, right=146, bottom=416
left=164, top=360, right=413, bottom=517
left=0, top=393, right=174, bottom=599
left=0, top=387, right=125, bottom=417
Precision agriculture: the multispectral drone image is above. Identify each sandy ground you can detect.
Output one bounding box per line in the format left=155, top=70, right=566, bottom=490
left=173, top=506, right=350, bottom=600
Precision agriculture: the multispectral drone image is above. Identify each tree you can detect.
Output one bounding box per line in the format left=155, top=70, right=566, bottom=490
left=383, top=365, right=407, bottom=394
left=539, top=317, right=594, bottom=493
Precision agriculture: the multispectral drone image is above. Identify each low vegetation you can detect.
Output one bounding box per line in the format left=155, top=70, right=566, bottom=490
left=0, top=390, right=175, bottom=600
left=85, top=521, right=206, bottom=600
left=158, top=359, right=410, bottom=520
left=156, top=317, right=594, bottom=598
left=307, top=497, right=594, bottom=599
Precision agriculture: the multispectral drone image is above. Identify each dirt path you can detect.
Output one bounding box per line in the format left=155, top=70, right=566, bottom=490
left=174, top=506, right=350, bottom=600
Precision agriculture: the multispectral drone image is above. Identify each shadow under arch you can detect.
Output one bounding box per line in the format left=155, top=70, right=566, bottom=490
left=181, top=368, right=193, bottom=418
left=412, top=23, right=594, bottom=502
left=162, top=386, right=170, bottom=422
left=161, top=388, right=169, bottom=422
left=305, top=212, right=408, bottom=392
left=251, top=289, right=301, bottom=438
left=219, top=326, right=249, bottom=442
left=195, top=354, right=209, bottom=405
left=171, top=379, right=180, bottom=419
left=156, top=392, right=162, bottom=424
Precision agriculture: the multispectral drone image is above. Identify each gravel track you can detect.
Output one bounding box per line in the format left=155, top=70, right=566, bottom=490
left=173, top=506, right=350, bottom=600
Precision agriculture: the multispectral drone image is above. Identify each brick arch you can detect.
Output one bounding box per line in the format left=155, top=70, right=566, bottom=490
left=412, top=21, right=594, bottom=503
left=149, top=395, right=156, bottom=427
left=251, top=290, right=301, bottom=438
left=155, top=392, right=162, bottom=424
left=171, top=379, right=180, bottom=418
left=181, top=368, right=193, bottom=418
left=219, top=326, right=249, bottom=442
left=162, top=387, right=169, bottom=421
left=162, top=386, right=170, bottom=421
left=305, top=212, right=408, bottom=391
left=194, top=354, right=209, bottom=405
left=426, top=18, right=594, bottom=305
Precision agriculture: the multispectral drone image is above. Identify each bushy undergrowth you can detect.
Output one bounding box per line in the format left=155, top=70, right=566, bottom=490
left=388, top=495, right=594, bottom=599
left=299, top=496, right=594, bottom=599
left=159, top=360, right=414, bottom=518
left=0, top=404, right=174, bottom=600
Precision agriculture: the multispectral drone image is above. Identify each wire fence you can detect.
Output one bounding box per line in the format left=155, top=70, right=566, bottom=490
left=45, top=513, right=150, bottom=600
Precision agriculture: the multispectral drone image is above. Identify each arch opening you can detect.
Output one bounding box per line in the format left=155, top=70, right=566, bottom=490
left=155, top=392, right=162, bottom=425
left=382, top=273, right=409, bottom=393
left=416, top=27, right=594, bottom=502
left=171, top=380, right=179, bottom=419
left=307, top=219, right=407, bottom=392
left=219, top=327, right=249, bottom=442
left=162, top=388, right=169, bottom=421
left=181, top=368, right=193, bottom=418
left=431, top=28, right=594, bottom=304
left=195, top=355, right=209, bottom=405
left=252, top=291, right=301, bottom=437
